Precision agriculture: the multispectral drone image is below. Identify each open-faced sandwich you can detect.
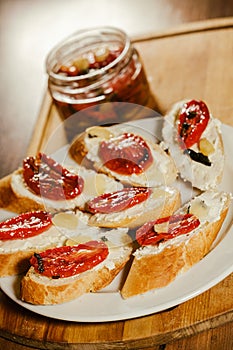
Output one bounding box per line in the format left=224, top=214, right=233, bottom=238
left=0, top=153, right=122, bottom=214
left=0, top=210, right=65, bottom=277
left=162, top=99, right=224, bottom=190
left=21, top=225, right=132, bottom=305
left=121, top=190, right=231, bottom=298
left=86, top=186, right=181, bottom=228
left=0, top=98, right=231, bottom=307
left=69, top=123, right=177, bottom=187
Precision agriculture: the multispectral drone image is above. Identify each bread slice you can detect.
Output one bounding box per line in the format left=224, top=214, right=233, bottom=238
left=20, top=227, right=132, bottom=305
left=0, top=174, right=44, bottom=214
left=69, top=124, right=178, bottom=187
left=8, top=160, right=122, bottom=214
left=162, top=100, right=224, bottom=190
left=121, top=191, right=231, bottom=298
left=88, top=186, right=181, bottom=229
left=0, top=209, right=94, bottom=277
left=0, top=211, right=66, bottom=277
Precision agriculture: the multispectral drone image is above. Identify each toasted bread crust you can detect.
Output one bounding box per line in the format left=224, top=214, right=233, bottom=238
left=0, top=250, right=32, bottom=277
left=21, top=251, right=131, bottom=305
left=0, top=174, right=44, bottom=214
left=0, top=244, right=58, bottom=277
left=121, top=195, right=231, bottom=298
left=0, top=175, right=16, bottom=209
left=69, top=132, right=88, bottom=163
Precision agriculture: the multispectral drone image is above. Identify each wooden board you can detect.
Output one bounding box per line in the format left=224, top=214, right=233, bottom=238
left=1, top=18, right=233, bottom=350
left=26, top=17, right=233, bottom=156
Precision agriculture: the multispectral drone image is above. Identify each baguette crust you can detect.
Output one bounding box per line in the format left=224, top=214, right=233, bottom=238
left=0, top=250, right=33, bottom=277
left=88, top=187, right=181, bottom=228
left=121, top=192, right=231, bottom=298
left=0, top=175, right=43, bottom=214
left=0, top=245, right=57, bottom=277
left=0, top=224, right=66, bottom=277
left=21, top=258, right=129, bottom=305
left=69, top=132, right=93, bottom=168
left=20, top=229, right=133, bottom=304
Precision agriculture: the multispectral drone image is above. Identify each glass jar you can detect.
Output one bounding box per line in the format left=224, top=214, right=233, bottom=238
left=46, top=26, right=156, bottom=138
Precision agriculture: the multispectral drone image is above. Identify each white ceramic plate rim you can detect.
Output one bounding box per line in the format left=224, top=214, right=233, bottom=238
left=0, top=118, right=232, bottom=322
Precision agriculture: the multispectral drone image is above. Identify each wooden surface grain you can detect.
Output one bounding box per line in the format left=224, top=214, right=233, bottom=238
left=0, top=0, right=233, bottom=179
left=1, top=322, right=233, bottom=350
left=27, top=17, right=233, bottom=156
left=0, top=17, right=233, bottom=350
left=0, top=275, right=233, bottom=349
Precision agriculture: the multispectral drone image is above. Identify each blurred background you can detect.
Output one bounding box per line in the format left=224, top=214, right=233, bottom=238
left=0, top=0, right=232, bottom=178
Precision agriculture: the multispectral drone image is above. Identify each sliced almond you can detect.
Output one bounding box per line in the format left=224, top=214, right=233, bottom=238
left=86, top=125, right=113, bottom=139
left=84, top=173, right=108, bottom=196
left=152, top=188, right=166, bottom=199
left=198, top=138, right=215, bottom=156
left=104, top=240, right=116, bottom=249
left=65, top=235, right=92, bottom=246
left=189, top=199, right=209, bottom=221
left=95, top=174, right=109, bottom=195
left=154, top=221, right=169, bottom=233
left=52, top=212, right=78, bottom=230
left=65, top=238, right=78, bottom=246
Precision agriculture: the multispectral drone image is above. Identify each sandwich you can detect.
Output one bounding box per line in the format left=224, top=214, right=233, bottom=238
left=4, top=152, right=122, bottom=213
left=86, top=186, right=181, bottom=229
left=21, top=226, right=132, bottom=304
left=121, top=190, right=231, bottom=298
left=0, top=210, right=64, bottom=276
left=69, top=123, right=177, bottom=187
left=162, top=99, right=224, bottom=190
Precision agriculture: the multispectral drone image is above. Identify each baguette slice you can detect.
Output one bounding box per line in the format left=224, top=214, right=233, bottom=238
left=9, top=159, right=122, bottom=214
left=69, top=124, right=177, bottom=187
left=88, top=186, right=181, bottom=229
left=21, top=227, right=132, bottom=305
left=162, top=100, right=224, bottom=190
left=0, top=211, right=66, bottom=277
left=0, top=209, right=92, bottom=277
left=0, top=174, right=43, bottom=214
left=121, top=191, right=231, bottom=298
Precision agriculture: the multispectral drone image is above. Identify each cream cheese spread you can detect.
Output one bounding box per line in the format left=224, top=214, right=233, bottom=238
left=84, top=124, right=177, bottom=187
left=162, top=100, right=224, bottom=190
left=11, top=164, right=122, bottom=212
left=134, top=191, right=229, bottom=259
left=90, top=186, right=178, bottom=225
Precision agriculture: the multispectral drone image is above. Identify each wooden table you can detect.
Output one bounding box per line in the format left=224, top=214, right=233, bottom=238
left=0, top=18, right=233, bottom=350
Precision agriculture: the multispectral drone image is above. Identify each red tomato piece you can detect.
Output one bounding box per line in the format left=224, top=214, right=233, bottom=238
left=23, top=153, right=84, bottom=200
left=136, top=214, right=200, bottom=246
left=30, top=240, right=109, bottom=278
left=87, top=187, right=152, bottom=214
left=0, top=211, right=52, bottom=241
left=98, top=133, right=153, bottom=175
left=177, top=100, right=210, bottom=149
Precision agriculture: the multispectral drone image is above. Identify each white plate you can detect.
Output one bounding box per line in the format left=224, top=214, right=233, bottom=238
left=0, top=118, right=233, bottom=323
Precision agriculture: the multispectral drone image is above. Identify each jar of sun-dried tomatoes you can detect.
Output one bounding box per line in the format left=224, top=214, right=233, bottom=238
left=46, top=26, right=156, bottom=139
